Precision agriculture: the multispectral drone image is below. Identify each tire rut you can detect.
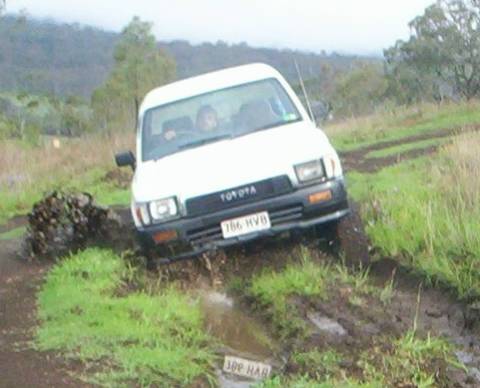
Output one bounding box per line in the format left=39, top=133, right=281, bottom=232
left=340, top=124, right=480, bottom=173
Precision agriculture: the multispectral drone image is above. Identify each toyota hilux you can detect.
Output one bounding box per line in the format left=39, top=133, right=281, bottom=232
left=115, top=63, right=349, bottom=263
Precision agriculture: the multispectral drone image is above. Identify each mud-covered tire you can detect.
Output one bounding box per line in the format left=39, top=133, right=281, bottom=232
left=317, top=206, right=370, bottom=268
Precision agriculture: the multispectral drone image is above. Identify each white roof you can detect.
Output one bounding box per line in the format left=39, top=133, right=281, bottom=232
left=139, top=63, right=286, bottom=114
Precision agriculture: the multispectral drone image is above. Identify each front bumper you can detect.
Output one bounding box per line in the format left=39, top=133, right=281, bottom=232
left=137, top=178, right=349, bottom=263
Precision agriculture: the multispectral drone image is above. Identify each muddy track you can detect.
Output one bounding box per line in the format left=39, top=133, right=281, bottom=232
left=341, top=125, right=480, bottom=173
left=0, top=239, right=90, bottom=388
left=2, top=125, right=480, bottom=386
left=2, top=204, right=480, bottom=386
left=0, top=215, right=27, bottom=234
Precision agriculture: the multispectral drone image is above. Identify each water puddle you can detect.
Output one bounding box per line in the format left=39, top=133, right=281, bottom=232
left=198, top=289, right=279, bottom=387
left=199, top=290, right=277, bottom=359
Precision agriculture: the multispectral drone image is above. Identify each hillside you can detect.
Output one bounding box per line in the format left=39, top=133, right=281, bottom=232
left=0, top=15, right=377, bottom=98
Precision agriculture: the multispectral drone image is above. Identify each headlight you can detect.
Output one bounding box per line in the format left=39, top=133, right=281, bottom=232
left=149, top=197, right=178, bottom=223
left=295, top=160, right=326, bottom=183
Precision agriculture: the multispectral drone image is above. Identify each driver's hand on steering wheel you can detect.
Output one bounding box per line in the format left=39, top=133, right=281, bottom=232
left=163, top=129, right=176, bottom=141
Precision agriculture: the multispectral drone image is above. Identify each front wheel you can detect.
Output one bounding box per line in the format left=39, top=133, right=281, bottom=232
left=316, top=209, right=370, bottom=268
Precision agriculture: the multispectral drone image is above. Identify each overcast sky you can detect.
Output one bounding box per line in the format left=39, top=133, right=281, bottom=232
left=7, top=0, right=434, bottom=55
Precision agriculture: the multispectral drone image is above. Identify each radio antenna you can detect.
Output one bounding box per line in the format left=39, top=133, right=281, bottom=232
left=294, top=59, right=315, bottom=123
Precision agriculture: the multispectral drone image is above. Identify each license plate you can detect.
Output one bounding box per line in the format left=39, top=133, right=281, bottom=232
left=223, top=355, right=272, bottom=380
left=221, top=211, right=271, bottom=239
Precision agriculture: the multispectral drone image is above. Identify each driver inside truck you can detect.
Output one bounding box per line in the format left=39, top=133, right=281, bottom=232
left=163, top=104, right=218, bottom=141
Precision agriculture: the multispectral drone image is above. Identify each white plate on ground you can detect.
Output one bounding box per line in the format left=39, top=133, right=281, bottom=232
left=223, top=355, right=272, bottom=380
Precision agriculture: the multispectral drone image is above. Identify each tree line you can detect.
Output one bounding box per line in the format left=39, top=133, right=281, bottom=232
left=2, top=0, right=480, bottom=140
left=0, top=14, right=366, bottom=98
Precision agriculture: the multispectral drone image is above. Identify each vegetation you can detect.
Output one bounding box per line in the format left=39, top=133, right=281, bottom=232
left=35, top=248, right=216, bottom=386
left=328, top=102, right=480, bottom=299
left=259, top=330, right=458, bottom=387
left=325, top=99, right=480, bottom=151
left=4, top=1, right=480, bottom=385
left=246, top=248, right=374, bottom=337
left=331, top=62, right=388, bottom=117
left=0, top=14, right=367, bottom=99
left=385, top=0, right=480, bottom=102
left=0, top=93, right=93, bottom=142
left=361, top=137, right=480, bottom=298
left=92, top=17, right=175, bottom=132
left=0, top=15, right=117, bottom=97
left=247, top=248, right=462, bottom=387
left=0, top=132, right=133, bottom=223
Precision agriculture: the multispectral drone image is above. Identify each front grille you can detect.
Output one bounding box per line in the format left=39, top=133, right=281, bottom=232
left=185, top=176, right=293, bottom=217
left=186, top=204, right=303, bottom=246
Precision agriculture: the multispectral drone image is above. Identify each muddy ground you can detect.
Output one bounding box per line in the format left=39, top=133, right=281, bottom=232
left=340, top=125, right=480, bottom=173
left=0, top=238, right=89, bottom=387
left=2, top=127, right=480, bottom=387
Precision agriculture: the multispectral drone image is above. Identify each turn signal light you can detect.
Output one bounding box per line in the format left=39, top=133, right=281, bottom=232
left=153, top=230, right=178, bottom=244
left=308, top=190, right=332, bottom=204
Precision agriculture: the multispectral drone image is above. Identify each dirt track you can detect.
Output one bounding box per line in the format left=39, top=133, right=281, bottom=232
left=340, top=125, right=480, bottom=173
left=0, top=239, right=89, bottom=387
left=1, top=127, right=480, bottom=386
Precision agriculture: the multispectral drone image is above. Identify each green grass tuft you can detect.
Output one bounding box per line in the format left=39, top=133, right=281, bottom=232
left=35, top=248, right=215, bottom=386
left=247, top=249, right=377, bottom=337
left=248, top=248, right=329, bottom=336
left=359, top=330, right=464, bottom=387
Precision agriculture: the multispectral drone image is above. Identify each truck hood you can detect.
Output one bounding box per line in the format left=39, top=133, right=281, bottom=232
left=132, top=122, right=337, bottom=203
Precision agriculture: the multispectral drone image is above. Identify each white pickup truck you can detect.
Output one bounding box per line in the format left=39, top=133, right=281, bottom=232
left=116, top=63, right=349, bottom=263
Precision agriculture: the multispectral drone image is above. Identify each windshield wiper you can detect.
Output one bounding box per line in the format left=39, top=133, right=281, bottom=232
left=178, top=134, right=232, bottom=150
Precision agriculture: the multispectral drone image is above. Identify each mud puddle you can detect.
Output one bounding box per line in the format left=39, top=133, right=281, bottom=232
left=198, top=287, right=281, bottom=387
left=367, top=258, right=480, bottom=384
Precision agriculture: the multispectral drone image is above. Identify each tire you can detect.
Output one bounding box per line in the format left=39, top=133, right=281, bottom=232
left=316, top=208, right=370, bottom=268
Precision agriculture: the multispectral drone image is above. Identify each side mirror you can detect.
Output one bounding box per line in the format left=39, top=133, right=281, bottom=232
left=115, top=151, right=136, bottom=171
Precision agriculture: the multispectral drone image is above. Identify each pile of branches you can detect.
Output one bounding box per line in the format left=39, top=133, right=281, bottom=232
left=25, top=191, right=128, bottom=259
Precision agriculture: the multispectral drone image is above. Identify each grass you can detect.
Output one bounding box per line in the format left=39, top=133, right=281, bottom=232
left=325, top=100, right=480, bottom=151
left=347, top=156, right=430, bottom=201
left=247, top=248, right=376, bottom=337
left=258, top=330, right=461, bottom=387
left=291, top=349, right=344, bottom=379
left=35, top=248, right=215, bottom=386
left=0, top=132, right=133, bottom=223
left=248, top=248, right=329, bottom=337
left=246, top=248, right=461, bottom=386
left=358, top=330, right=462, bottom=387
left=0, top=225, right=26, bottom=240
left=365, top=137, right=447, bottom=159
left=347, top=132, right=480, bottom=298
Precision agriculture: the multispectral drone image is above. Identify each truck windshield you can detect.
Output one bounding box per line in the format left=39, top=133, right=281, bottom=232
left=141, top=78, right=302, bottom=161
